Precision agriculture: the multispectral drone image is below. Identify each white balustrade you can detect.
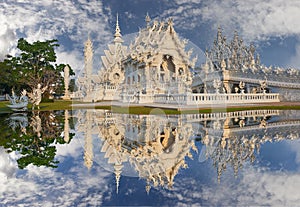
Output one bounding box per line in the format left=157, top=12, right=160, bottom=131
left=185, top=109, right=280, bottom=121
left=186, top=93, right=279, bottom=105
left=154, top=94, right=187, bottom=105
left=150, top=93, right=279, bottom=105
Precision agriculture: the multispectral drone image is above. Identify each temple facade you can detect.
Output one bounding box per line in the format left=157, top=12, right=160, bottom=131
left=192, top=27, right=300, bottom=101
left=75, top=15, right=300, bottom=104
left=120, top=16, right=195, bottom=103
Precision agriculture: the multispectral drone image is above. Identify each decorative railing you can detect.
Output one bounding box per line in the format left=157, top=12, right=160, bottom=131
left=154, top=94, right=187, bottom=104
left=192, top=69, right=300, bottom=89
left=187, top=93, right=279, bottom=104
left=121, top=93, right=154, bottom=104
left=153, top=93, right=279, bottom=105
left=185, top=109, right=280, bottom=121
left=227, top=70, right=300, bottom=88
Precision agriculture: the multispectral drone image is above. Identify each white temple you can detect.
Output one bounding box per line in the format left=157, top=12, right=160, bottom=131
left=120, top=16, right=195, bottom=104
left=75, top=14, right=300, bottom=106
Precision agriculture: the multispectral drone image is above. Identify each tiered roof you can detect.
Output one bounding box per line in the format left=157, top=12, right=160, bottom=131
left=99, top=15, right=127, bottom=85
left=206, top=27, right=260, bottom=71
left=127, top=15, right=197, bottom=68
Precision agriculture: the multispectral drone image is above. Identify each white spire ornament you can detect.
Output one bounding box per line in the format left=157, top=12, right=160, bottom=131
left=114, top=13, right=123, bottom=44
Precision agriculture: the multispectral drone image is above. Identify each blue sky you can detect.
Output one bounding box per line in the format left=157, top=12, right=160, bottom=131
left=1, top=0, right=300, bottom=74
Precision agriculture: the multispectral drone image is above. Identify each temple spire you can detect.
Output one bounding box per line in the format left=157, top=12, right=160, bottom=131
left=114, top=163, right=123, bottom=194
left=114, top=13, right=123, bottom=44
left=145, top=12, right=151, bottom=28
left=84, top=35, right=93, bottom=89
left=145, top=179, right=151, bottom=195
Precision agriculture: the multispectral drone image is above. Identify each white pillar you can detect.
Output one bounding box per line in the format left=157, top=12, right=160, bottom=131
left=64, top=110, right=70, bottom=143
left=63, top=65, right=70, bottom=100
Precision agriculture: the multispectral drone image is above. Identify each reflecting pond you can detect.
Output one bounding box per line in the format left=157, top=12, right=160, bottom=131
left=0, top=109, right=300, bottom=206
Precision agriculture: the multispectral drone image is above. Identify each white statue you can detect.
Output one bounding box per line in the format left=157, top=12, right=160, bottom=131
left=20, top=89, right=29, bottom=103
left=29, top=84, right=47, bottom=110
left=235, top=86, right=239, bottom=94
left=213, top=79, right=222, bottom=94
left=259, top=80, right=267, bottom=93
left=8, top=89, right=17, bottom=105
left=239, top=81, right=245, bottom=94
left=8, top=113, right=28, bottom=133
left=30, top=111, right=42, bottom=138
left=7, top=89, right=29, bottom=111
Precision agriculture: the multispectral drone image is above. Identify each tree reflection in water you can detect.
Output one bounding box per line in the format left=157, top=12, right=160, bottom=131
left=0, top=110, right=73, bottom=169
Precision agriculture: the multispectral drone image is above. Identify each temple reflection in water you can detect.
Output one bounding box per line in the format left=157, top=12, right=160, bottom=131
left=75, top=110, right=197, bottom=193
left=73, top=109, right=300, bottom=193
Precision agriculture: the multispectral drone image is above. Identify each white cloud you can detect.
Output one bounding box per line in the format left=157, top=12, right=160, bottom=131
left=0, top=142, right=112, bottom=206
left=0, top=147, right=17, bottom=182
left=162, top=0, right=300, bottom=42
left=287, top=139, right=300, bottom=169
left=55, top=134, right=83, bottom=158
left=287, top=40, right=300, bottom=68
left=55, top=48, right=85, bottom=76
left=159, top=164, right=300, bottom=206
left=0, top=0, right=113, bottom=73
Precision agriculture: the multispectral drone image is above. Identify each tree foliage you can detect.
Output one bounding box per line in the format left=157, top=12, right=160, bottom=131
left=0, top=38, right=74, bottom=96
left=0, top=111, right=73, bottom=169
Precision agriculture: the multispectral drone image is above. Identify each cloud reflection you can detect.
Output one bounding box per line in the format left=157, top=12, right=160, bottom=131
left=0, top=109, right=300, bottom=205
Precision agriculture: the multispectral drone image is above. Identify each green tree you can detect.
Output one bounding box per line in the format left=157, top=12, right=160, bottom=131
left=0, top=38, right=74, bottom=97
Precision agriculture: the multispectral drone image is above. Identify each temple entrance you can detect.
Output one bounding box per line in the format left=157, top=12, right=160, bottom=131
left=160, top=55, right=175, bottom=77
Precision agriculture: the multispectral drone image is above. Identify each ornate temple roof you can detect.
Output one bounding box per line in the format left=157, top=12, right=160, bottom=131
left=205, top=27, right=260, bottom=71
left=126, top=16, right=197, bottom=68
left=98, top=15, right=127, bottom=85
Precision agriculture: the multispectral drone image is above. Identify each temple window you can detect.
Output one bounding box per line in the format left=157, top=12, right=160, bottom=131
left=179, top=67, right=184, bottom=75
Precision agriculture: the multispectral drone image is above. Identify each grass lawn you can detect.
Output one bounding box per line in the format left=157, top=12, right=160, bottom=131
left=1, top=100, right=300, bottom=114
left=0, top=101, right=11, bottom=113
left=0, top=100, right=73, bottom=113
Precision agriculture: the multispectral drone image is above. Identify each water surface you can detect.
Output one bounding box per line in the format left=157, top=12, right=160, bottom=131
left=0, top=109, right=299, bottom=206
